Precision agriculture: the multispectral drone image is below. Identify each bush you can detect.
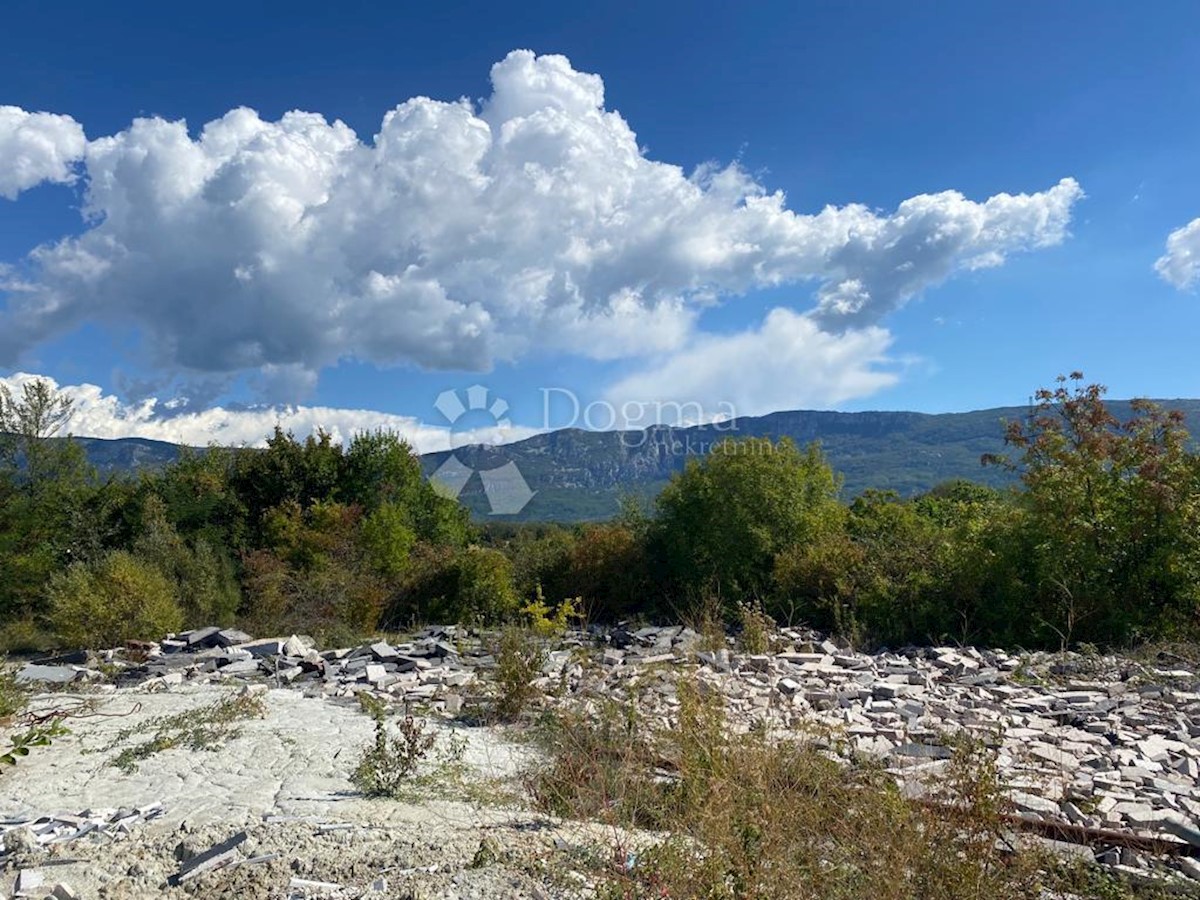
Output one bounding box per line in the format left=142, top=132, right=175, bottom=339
left=239, top=547, right=385, bottom=642
left=133, top=495, right=240, bottom=627
left=0, top=617, right=55, bottom=655
left=568, top=523, right=647, bottom=621
left=736, top=600, right=772, bottom=654
left=454, top=546, right=519, bottom=623
left=520, top=586, right=578, bottom=637
left=351, top=694, right=436, bottom=797
left=0, top=662, right=27, bottom=720
left=49, top=551, right=183, bottom=648
left=391, top=544, right=518, bottom=627
left=493, top=626, right=546, bottom=722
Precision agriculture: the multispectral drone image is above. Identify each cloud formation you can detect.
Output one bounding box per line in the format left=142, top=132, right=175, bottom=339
left=604, top=308, right=899, bottom=421
left=0, top=50, right=1081, bottom=400
left=1156, top=217, right=1200, bottom=290
left=0, top=106, right=87, bottom=200
left=0, top=372, right=537, bottom=453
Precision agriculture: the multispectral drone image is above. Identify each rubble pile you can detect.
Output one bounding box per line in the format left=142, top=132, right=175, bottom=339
left=15, top=621, right=1200, bottom=889
left=541, top=625, right=1200, bottom=881
left=16, top=626, right=477, bottom=717
left=1, top=805, right=166, bottom=899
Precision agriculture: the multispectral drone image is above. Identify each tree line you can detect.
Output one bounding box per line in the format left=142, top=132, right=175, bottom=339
left=2, top=373, right=1198, bottom=652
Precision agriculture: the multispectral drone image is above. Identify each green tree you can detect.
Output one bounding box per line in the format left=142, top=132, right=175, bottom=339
left=653, top=438, right=844, bottom=609
left=359, top=501, right=418, bottom=582
left=0, top=378, right=74, bottom=481
left=133, top=495, right=240, bottom=626
left=989, top=373, right=1200, bottom=645
left=341, top=430, right=425, bottom=511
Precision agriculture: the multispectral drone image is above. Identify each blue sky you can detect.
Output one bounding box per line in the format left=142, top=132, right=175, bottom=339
left=2, top=1, right=1200, bottom=447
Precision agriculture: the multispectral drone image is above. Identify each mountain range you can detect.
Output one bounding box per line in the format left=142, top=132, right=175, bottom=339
left=421, top=399, right=1200, bottom=520
left=61, top=400, right=1200, bottom=522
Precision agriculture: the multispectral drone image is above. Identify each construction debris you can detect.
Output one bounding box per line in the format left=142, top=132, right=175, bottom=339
left=15, top=621, right=1200, bottom=890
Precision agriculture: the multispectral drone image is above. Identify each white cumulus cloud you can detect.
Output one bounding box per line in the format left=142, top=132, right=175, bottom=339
left=603, top=308, right=899, bottom=421
left=0, top=106, right=87, bottom=199
left=0, top=50, right=1082, bottom=405
left=0, top=372, right=538, bottom=453
left=1156, top=217, right=1200, bottom=290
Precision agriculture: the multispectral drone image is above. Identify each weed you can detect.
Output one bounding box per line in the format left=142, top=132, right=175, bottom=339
left=351, top=692, right=437, bottom=797
left=0, top=661, right=74, bottom=773
left=1, top=718, right=69, bottom=768
left=521, top=585, right=579, bottom=638
left=493, top=626, right=546, bottom=722
left=0, top=663, right=27, bottom=721
left=109, top=690, right=266, bottom=773
left=736, top=600, right=773, bottom=655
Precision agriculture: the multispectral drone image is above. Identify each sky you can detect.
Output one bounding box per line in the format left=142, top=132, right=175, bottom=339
left=3, top=0, right=1200, bottom=451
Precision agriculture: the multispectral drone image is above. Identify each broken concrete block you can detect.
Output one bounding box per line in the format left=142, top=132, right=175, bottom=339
left=370, top=641, right=398, bottom=661
left=217, top=659, right=260, bottom=676
left=167, top=831, right=246, bottom=886
left=1011, top=791, right=1061, bottom=817
left=215, top=628, right=252, bottom=647
left=50, top=884, right=81, bottom=900
left=234, top=638, right=285, bottom=658
left=892, top=743, right=953, bottom=761
left=1178, top=856, right=1200, bottom=881
left=777, top=677, right=801, bottom=695
left=283, top=635, right=312, bottom=657
left=289, top=877, right=345, bottom=892
left=15, top=664, right=79, bottom=685
left=14, top=869, right=44, bottom=897
left=181, top=626, right=222, bottom=648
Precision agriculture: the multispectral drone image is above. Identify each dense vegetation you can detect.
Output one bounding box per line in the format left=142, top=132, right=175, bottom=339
left=3, top=372, right=1199, bottom=652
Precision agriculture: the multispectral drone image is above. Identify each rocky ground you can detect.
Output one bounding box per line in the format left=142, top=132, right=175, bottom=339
left=8, top=624, right=1200, bottom=897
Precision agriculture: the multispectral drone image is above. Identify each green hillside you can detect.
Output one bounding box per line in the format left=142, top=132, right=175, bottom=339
left=421, top=400, right=1200, bottom=521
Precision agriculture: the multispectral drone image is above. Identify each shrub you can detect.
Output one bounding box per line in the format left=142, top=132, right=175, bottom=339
left=133, top=495, right=240, bottom=627
left=568, top=522, right=647, bottom=621
left=0, top=617, right=54, bottom=655
left=773, top=530, right=867, bottom=635
left=653, top=438, right=844, bottom=609
left=507, top=527, right=576, bottom=602
left=352, top=693, right=436, bottom=797
left=0, top=663, right=26, bottom=720
left=520, top=586, right=578, bottom=637
left=454, top=546, right=519, bottom=624
left=493, top=626, right=546, bottom=722
left=392, top=544, right=518, bottom=627
left=239, top=548, right=385, bottom=642
left=49, top=551, right=183, bottom=648
left=736, top=600, right=773, bottom=654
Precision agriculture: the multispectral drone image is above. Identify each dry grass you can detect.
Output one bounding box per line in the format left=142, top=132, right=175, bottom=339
left=529, top=678, right=1167, bottom=900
